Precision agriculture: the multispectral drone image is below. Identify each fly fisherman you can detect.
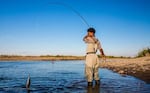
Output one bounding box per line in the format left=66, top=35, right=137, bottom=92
left=83, top=28, right=105, bottom=86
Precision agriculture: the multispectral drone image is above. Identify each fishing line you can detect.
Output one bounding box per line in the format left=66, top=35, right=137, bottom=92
left=24, top=2, right=91, bottom=89
left=48, top=2, right=90, bottom=27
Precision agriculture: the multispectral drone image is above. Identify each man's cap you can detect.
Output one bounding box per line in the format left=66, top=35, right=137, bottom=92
left=87, top=28, right=96, bottom=33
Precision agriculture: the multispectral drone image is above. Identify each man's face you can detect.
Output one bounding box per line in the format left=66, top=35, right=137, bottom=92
left=88, top=31, right=94, bottom=37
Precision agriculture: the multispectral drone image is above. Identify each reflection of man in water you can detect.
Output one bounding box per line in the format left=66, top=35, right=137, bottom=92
left=83, top=28, right=105, bottom=86
left=87, top=84, right=100, bottom=93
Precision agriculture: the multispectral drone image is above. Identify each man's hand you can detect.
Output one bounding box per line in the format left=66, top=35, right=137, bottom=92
left=100, top=49, right=106, bottom=62
left=100, top=49, right=104, bottom=55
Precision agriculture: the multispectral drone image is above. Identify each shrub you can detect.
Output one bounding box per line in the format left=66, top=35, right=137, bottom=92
left=137, top=48, right=150, bottom=57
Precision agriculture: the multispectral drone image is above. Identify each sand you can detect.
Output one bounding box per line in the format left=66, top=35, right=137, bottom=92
left=99, top=57, right=150, bottom=83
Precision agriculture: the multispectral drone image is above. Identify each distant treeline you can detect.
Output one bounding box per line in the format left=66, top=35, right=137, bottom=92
left=39, top=55, right=80, bottom=57
left=0, top=55, right=22, bottom=58
left=0, top=55, right=85, bottom=61
left=137, top=48, right=150, bottom=57
left=0, top=55, right=82, bottom=57
left=0, top=55, right=130, bottom=58
left=97, top=55, right=131, bottom=58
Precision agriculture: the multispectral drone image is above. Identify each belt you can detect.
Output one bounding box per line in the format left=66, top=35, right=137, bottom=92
left=86, top=52, right=96, bottom=54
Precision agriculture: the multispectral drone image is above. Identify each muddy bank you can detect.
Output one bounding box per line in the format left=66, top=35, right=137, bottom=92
left=99, top=57, right=150, bottom=83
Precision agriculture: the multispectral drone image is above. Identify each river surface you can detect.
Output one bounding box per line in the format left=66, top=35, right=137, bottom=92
left=0, top=61, right=150, bottom=93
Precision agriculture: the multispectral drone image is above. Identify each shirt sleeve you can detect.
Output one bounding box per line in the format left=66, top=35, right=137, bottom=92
left=83, top=36, right=93, bottom=43
left=83, top=36, right=88, bottom=43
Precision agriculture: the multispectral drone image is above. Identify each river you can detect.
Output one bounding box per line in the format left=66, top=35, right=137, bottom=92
left=0, top=61, right=150, bottom=93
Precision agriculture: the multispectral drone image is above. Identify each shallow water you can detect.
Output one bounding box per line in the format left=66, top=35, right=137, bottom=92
left=0, top=61, right=150, bottom=93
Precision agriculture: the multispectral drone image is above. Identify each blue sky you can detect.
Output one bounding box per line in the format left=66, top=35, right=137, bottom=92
left=0, top=0, right=150, bottom=56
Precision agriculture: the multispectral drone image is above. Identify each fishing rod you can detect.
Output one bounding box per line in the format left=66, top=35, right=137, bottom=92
left=24, top=3, right=94, bottom=90
left=48, top=2, right=107, bottom=61
left=48, top=2, right=90, bottom=27
left=25, top=3, right=91, bottom=90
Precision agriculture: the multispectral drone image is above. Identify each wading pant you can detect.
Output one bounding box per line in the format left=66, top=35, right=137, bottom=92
left=85, top=54, right=100, bottom=82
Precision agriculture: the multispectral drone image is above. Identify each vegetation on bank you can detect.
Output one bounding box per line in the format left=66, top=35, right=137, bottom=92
left=0, top=55, right=81, bottom=57
left=1, top=48, right=150, bottom=61
left=0, top=54, right=131, bottom=61
left=97, top=55, right=131, bottom=58
left=0, top=55, right=85, bottom=61
left=137, top=48, right=150, bottom=57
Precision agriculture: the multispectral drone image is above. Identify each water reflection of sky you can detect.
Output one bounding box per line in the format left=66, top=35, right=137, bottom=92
left=0, top=61, right=150, bottom=93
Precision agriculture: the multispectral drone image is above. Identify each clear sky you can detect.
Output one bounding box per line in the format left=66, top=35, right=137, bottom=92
left=0, top=0, right=150, bottom=57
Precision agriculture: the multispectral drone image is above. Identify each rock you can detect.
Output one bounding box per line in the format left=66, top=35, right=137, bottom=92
left=132, top=71, right=136, bottom=73
left=113, top=69, right=117, bottom=72
left=118, top=70, right=124, bottom=74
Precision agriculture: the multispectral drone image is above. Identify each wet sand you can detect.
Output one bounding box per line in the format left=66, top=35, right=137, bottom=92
left=99, top=57, right=150, bottom=83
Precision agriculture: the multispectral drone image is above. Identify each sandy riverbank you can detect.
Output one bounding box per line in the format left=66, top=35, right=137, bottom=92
left=99, top=57, right=150, bottom=83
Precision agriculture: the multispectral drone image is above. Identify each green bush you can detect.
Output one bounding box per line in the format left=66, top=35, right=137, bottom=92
left=137, top=48, right=150, bottom=57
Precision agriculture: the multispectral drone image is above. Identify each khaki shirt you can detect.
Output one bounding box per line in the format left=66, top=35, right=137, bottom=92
left=83, top=36, right=102, bottom=53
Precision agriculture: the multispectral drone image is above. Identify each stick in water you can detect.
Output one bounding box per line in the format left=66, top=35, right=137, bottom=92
left=26, top=74, right=30, bottom=90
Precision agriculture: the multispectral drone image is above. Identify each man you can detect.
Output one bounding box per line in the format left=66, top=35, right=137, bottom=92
left=83, top=28, right=105, bottom=86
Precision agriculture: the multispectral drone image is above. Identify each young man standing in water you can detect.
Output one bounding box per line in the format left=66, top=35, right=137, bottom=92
left=83, top=28, right=105, bottom=86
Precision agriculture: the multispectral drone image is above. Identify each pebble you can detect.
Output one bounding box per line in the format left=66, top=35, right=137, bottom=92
left=118, top=70, right=124, bottom=74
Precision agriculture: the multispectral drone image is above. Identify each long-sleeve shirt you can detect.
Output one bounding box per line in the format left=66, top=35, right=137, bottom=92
left=83, top=36, right=102, bottom=53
